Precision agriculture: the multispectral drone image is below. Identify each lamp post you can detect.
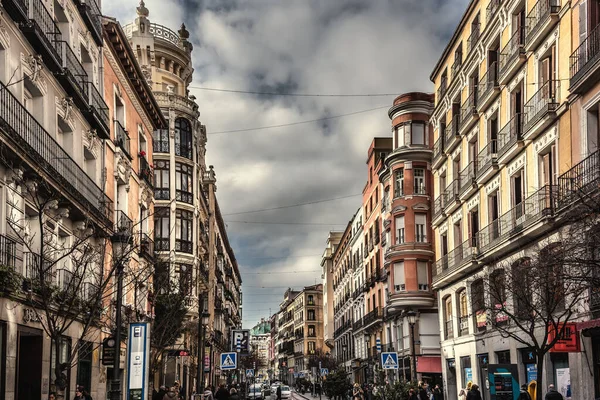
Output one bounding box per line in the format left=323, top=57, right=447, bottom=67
left=342, top=342, right=348, bottom=363
left=110, top=231, right=132, bottom=400
left=197, top=308, right=210, bottom=395
left=406, top=310, right=417, bottom=383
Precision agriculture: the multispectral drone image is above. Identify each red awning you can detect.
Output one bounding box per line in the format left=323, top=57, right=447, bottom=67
left=416, top=356, right=442, bottom=373
left=577, top=318, right=600, bottom=331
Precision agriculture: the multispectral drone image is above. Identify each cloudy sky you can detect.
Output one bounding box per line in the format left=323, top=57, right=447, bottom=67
left=103, top=0, right=468, bottom=328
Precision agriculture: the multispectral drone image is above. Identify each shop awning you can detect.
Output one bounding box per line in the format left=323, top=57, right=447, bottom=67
left=416, top=356, right=442, bottom=373
left=577, top=318, right=600, bottom=331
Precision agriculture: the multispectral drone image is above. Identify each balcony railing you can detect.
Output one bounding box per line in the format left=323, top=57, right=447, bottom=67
left=451, top=55, right=463, bottom=80
left=486, top=0, right=501, bottom=24
left=478, top=185, right=556, bottom=253
left=477, top=139, right=498, bottom=177
left=175, top=142, right=193, bottom=159
left=478, top=62, right=499, bottom=105
left=0, top=81, right=112, bottom=224
left=433, top=238, right=477, bottom=278
left=557, top=150, right=600, bottom=210
left=525, top=0, right=560, bottom=45
left=523, top=80, right=560, bottom=132
left=154, top=188, right=170, bottom=200
left=115, top=210, right=133, bottom=233
left=139, top=155, right=153, bottom=188
left=176, top=239, right=193, bottom=254
left=497, top=113, right=523, bottom=159
left=459, top=162, right=477, bottom=196
left=363, top=307, right=384, bottom=326
left=445, top=117, right=460, bottom=149
left=467, top=24, right=480, bottom=55
left=176, top=190, right=193, bottom=204
left=570, top=23, right=600, bottom=88
left=85, top=81, right=110, bottom=138
left=353, top=317, right=364, bottom=330
left=433, top=195, right=445, bottom=220
left=57, top=40, right=89, bottom=102
left=114, top=120, right=132, bottom=159
left=433, top=137, right=444, bottom=164
left=499, top=27, right=525, bottom=78
left=154, top=238, right=169, bottom=251
left=74, top=0, right=102, bottom=45
left=443, top=180, right=460, bottom=210
left=140, top=233, right=154, bottom=260
left=437, top=78, right=448, bottom=102
left=459, top=91, right=478, bottom=130
left=0, top=234, right=20, bottom=269
left=23, top=0, right=63, bottom=72
left=24, top=252, right=53, bottom=283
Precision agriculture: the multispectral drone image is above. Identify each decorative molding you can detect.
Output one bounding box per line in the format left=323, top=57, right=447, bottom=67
left=115, top=150, right=132, bottom=191
left=83, top=129, right=100, bottom=159
left=485, top=98, right=501, bottom=119
left=404, top=161, right=413, bottom=170
left=451, top=209, right=462, bottom=224
left=467, top=126, right=478, bottom=142
left=534, top=124, right=558, bottom=153
left=507, top=152, right=526, bottom=176
left=439, top=222, right=449, bottom=235
left=507, top=67, right=527, bottom=93
left=485, top=176, right=501, bottom=195
left=451, top=146, right=461, bottom=160
left=467, top=195, right=479, bottom=211
left=21, top=53, right=47, bottom=95
left=0, top=12, right=10, bottom=50
left=535, top=26, right=560, bottom=60
left=392, top=205, right=407, bottom=214
left=55, top=96, right=76, bottom=131
left=413, top=202, right=430, bottom=211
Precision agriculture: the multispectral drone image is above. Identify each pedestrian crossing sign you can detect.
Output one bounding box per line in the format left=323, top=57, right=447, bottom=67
left=246, top=369, right=254, bottom=378
left=220, top=352, right=237, bottom=370
left=381, top=352, right=399, bottom=370
left=320, top=368, right=329, bottom=376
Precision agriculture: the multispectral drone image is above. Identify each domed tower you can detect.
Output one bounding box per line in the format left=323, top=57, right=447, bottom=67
left=379, top=92, right=441, bottom=381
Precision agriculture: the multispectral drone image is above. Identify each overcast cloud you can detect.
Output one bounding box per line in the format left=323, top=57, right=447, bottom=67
left=103, top=0, right=468, bottom=328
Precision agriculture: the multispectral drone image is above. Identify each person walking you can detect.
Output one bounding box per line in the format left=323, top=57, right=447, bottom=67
left=466, top=384, right=482, bottom=400
left=433, top=384, right=444, bottom=400
left=518, top=384, right=532, bottom=400
left=418, top=382, right=429, bottom=400
left=162, top=387, right=179, bottom=400
left=229, top=388, right=240, bottom=400
left=215, top=384, right=230, bottom=400
left=352, top=383, right=364, bottom=400
left=204, top=387, right=215, bottom=400
left=276, top=384, right=282, bottom=400
left=544, top=384, right=564, bottom=400
left=408, top=389, right=419, bottom=400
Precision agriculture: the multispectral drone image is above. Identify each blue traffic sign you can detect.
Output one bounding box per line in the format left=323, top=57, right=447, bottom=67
left=220, top=352, right=237, bottom=370
left=246, top=369, right=254, bottom=378
left=376, top=338, right=382, bottom=352
left=381, top=352, right=399, bottom=370
left=320, top=368, right=329, bottom=376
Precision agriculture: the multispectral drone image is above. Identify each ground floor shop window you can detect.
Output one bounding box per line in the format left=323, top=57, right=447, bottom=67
left=520, top=348, right=537, bottom=384
left=77, top=341, right=93, bottom=393
left=496, top=350, right=510, bottom=364
left=551, top=353, right=570, bottom=399
left=460, top=355, right=472, bottom=387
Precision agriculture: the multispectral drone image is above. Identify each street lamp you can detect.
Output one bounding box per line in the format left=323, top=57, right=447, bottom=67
left=110, top=231, right=133, bottom=400
left=406, top=310, right=417, bottom=382
left=197, top=309, right=210, bottom=394
left=342, top=342, right=348, bottom=363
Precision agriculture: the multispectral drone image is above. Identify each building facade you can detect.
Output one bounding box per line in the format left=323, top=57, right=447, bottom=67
left=321, top=231, right=342, bottom=350
left=292, top=284, right=325, bottom=374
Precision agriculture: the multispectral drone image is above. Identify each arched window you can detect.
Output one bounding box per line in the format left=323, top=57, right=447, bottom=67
left=457, top=289, right=469, bottom=336
left=471, top=278, right=486, bottom=332
left=443, top=295, right=453, bottom=339
left=511, top=258, right=531, bottom=319
left=175, top=118, right=192, bottom=159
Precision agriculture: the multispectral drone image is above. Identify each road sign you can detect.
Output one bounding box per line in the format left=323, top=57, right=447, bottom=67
left=320, top=368, right=329, bottom=376
left=381, top=352, right=399, bottom=370
left=376, top=338, right=382, bottom=353
left=102, top=337, right=117, bottom=366
left=220, top=352, right=237, bottom=370
left=231, top=330, right=250, bottom=354
left=246, top=369, right=254, bottom=378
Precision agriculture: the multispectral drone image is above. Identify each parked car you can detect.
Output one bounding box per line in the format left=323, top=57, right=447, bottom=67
left=248, top=384, right=264, bottom=400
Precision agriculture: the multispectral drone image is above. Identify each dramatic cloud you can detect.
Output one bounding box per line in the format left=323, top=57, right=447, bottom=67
left=104, top=0, right=468, bottom=327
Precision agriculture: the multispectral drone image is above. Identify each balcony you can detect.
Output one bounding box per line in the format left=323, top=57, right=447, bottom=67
left=175, top=239, right=193, bottom=254
left=451, top=56, right=463, bottom=81
left=525, top=0, right=560, bottom=51
left=73, top=0, right=102, bottom=46
left=459, top=91, right=478, bottom=134
left=154, top=188, right=169, bottom=200
left=139, top=233, right=154, bottom=261
left=139, top=155, right=154, bottom=188
left=477, top=62, right=499, bottom=111
left=21, top=0, right=63, bottom=73
left=176, top=190, right=193, bottom=204
left=437, top=78, right=448, bottom=104
left=444, top=117, right=461, bottom=153
left=433, top=238, right=478, bottom=284
left=114, top=120, right=132, bottom=159
left=557, top=150, right=600, bottom=211
left=486, top=0, right=501, bottom=25
left=353, top=317, right=364, bottom=331
left=433, top=195, right=446, bottom=223
left=0, top=234, right=21, bottom=271
left=477, top=185, right=556, bottom=257
left=2, top=0, right=28, bottom=23
left=56, top=268, right=73, bottom=292
left=497, top=113, right=524, bottom=164
left=459, top=316, right=470, bottom=336
left=476, top=140, right=498, bottom=184
left=56, top=41, right=89, bottom=109
left=115, top=210, right=133, bottom=234
left=155, top=238, right=169, bottom=251
left=467, top=24, right=480, bottom=56
left=363, top=307, right=384, bottom=327
left=523, top=80, right=560, bottom=140
left=499, top=28, right=526, bottom=85
left=175, top=143, right=193, bottom=159
left=443, top=180, right=461, bottom=214
left=84, top=81, right=110, bottom=139
left=23, top=252, right=53, bottom=284
left=459, top=162, right=478, bottom=199
left=433, top=137, right=446, bottom=169
left=0, top=81, right=112, bottom=225
left=570, top=24, right=600, bottom=94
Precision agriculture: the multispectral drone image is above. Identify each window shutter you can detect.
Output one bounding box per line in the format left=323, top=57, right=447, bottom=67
left=417, top=261, right=428, bottom=288
left=393, top=262, right=405, bottom=290
left=580, top=2, right=588, bottom=46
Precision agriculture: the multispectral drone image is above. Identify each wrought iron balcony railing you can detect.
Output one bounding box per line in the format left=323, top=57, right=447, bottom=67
left=525, top=0, right=560, bottom=45
left=499, top=27, right=525, bottom=77
left=497, top=113, right=523, bottom=158
left=85, top=81, right=110, bottom=138
left=114, top=120, right=132, bottom=159
left=443, top=180, right=460, bottom=210
left=437, top=78, right=448, bottom=103
left=467, top=24, right=480, bottom=55
left=74, top=0, right=102, bottom=45
left=433, top=237, right=477, bottom=279
left=23, top=0, right=63, bottom=72
left=459, top=91, right=478, bottom=129
left=433, top=195, right=445, bottom=220
left=115, top=210, right=133, bottom=234
left=477, top=139, right=498, bottom=177
left=557, top=149, right=600, bottom=210
left=570, top=23, right=600, bottom=87
left=139, top=233, right=154, bottom=260
left=433, top=137, right=444, bottom=164
left=486, top=0, right=501, bottom=24
left=451, top=54, right=463, bottom=81
left=459, top=161, right=477, bottom=195
left=139, top=155, right=153, bottom=188
left=56, top=40, right=89, bottom=103
left=477, top=62, right=499, bottom=104
left=0, top=234, right=20, bottom=270
left=523, top=80, right=560, bottom=132
left=23, top=251, right=53, bottom=283
left=0, top=81, right=112, bottom=224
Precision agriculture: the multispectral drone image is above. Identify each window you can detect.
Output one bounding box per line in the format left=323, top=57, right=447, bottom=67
left=395, top=216, right=405, bottom=244
left=512, top=258, right=532, bottom=319
left=178, top=263, right=193, bottom=294
left=458, top=289, right=469, bottom=335
left=414, top=168, right=426, bottom=194
left=511, top=169, right=525, bottom=221
left=308, top=295, right=314, bottom=305
left=77, top=342, right=93, bottom=394
left=444, top=296, right=454, bottom=339
left=539, top=144, right=556, bottom=186
left=490, top=269, right=507, bottom=325
left=308, top=341, right=316, bottom=353
left=154, top=208, right=170, bottom=251
left=396, top=124, right=405, bottom=147
left=471, top=279, right=486, bottom=331
left=412, top=122, right=425, bottom=145
left=394, top=169, right=404, bottom=197
left=417, top=261, right=428, bottom=291
left=175, top=118, right=192, bottom=159
left=307, top=310, right=316, bottom=321
left=308, top=325, right=316, bottom=337
left=488, top=191, right=500, bottom=240
left=394, top=262, right=405, bottom=292
left=415, top=214, right=427, bottom=242
left=153, top=126, right=170, bottom=153
left=175, top=163, right=193, bottom=204
left=175, top=209, right=193, bottom=253
left=154, top=160, right=170, bottom=200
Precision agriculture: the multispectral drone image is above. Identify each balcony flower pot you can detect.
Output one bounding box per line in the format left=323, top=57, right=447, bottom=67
left=0, top=264, right=21, bottom=294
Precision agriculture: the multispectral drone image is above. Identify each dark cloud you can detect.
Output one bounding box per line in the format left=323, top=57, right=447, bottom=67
left=103, top=0, right=468, bottom=327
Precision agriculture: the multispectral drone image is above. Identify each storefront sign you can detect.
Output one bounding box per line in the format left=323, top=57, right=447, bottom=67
left=23, top=308, right=41, bottom=323
left=102, top=337, right=117, bottom=366
left=526, top=364, right=537, bottom=383
left=204, top=347, right=211, bottom=372
left=476, top=310, right=487, bottom=328
left=548, top=323, right=580, bottom=352
left=494, top=303, right=508, bottom=323
left=126, top=323, right=150, bottom=400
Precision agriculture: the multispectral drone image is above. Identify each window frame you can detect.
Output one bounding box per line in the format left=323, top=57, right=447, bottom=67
left=175, top=118, right=193, bottom=159
left=175, top=162, right=193, bottom=204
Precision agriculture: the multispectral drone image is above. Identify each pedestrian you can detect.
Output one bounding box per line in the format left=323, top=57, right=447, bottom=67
left=162, top=386, right=179, bottom=400
left=49, top=393, right=56, bottom=400
left=408, top=389, right=419, bottom=400
left=204, top=387, right=215, bottom=400
left=352, top=383, right=363, bottom=400
left=545, top=384, right=564, bottom=400
left=419, top=382, right=429, bottom=400
left=276, top=384, right=282, bottom=400
left=75, top=386, right=92, bottom=400
left=466, top=384, right=482, bottom=400
left=229, top=388, right=240, bottom=400
left=518, top=384, right=532, bottom=400
left=215, top=384, right=230, bottom=400
left=433, top=384, right=444, bottom=400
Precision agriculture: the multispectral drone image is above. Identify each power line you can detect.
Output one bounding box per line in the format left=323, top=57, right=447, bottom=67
left=190, top=85, right=400, bottom=97
left=207, top=105, right=389, bottom=134
left=226, top=220, right=346, bottom=226
left=237, top=254, right=322, bottom=260
left=223, top=193, right=361, bottom=216
left=241, top=270, right=321, bottom=275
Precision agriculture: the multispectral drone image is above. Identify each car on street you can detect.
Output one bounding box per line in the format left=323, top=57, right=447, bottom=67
left=271, top=385, right=290, bottom=399
left=248, top=383, right=264, bottom=400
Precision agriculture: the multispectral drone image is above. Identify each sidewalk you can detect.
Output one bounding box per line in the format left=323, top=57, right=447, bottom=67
left=293, top=389, right=330, bottom=400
